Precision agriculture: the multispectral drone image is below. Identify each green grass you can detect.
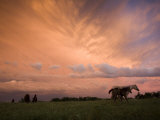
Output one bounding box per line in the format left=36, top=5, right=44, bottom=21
left=0, top=99, right=160, bottom=120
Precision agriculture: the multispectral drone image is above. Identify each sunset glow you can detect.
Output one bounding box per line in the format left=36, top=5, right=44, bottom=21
left=0, top=0, right=160, bottom=101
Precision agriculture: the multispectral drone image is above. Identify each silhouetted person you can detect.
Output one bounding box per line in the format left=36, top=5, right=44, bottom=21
left=24, top=94, right=30, bottom=103
left=32, top=94, right=37, bottom=103
left=11, top=98, right=15, bottom=103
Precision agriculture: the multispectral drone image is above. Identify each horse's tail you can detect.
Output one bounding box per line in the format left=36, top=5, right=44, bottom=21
left=109, top=89, right=113, bottom=94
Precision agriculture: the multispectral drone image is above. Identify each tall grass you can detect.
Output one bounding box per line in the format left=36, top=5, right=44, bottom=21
left=0, top=99, right=160, bottom=120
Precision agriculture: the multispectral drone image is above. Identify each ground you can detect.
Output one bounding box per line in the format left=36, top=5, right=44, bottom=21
left=0, top=99, right=160, bottom=120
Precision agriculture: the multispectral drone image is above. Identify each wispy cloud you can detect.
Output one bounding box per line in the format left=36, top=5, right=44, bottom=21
left=0, top=0, right=160, bottom=101
left=4, top=61, right=17, bottom=66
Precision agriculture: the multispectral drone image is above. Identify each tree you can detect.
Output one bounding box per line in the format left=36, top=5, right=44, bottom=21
left=152, top=92, right=160, bottom=98
left=135, top=92, right=144, bottom=99
left=24, top=94, right=30, bottom=103
left=51, top=98, right=60, bottom=102
left=144, top=92, right=152, bottom=98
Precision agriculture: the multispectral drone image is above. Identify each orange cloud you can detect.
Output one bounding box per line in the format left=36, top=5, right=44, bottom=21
left=0, top=0, right=160, bottom=101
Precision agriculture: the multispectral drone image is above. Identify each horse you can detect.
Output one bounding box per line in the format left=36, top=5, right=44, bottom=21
left=109, top=85, right=139, bottom=102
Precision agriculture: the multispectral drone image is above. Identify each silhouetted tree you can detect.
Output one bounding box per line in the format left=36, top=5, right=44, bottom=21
left=135, top=92, right=144, bottom=99
left=51, top=96, right=101, bottom=102
left=51, top=98, right=60, bottom=102
left=32, top=94, right=37, bottom=103
left=144, top=92, right=152, bottom=98
left=135, top=91, right=160, bottom=99
left=24, top=94, right=30, bottom=103
left=152, top=92, right=160, bottom=98
left=61, top=97, right=77, bottom=101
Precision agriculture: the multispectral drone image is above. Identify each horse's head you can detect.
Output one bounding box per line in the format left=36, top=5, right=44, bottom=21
left=132, top=85, right=139, bottom=91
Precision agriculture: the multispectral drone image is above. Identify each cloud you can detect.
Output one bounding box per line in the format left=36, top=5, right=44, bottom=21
left=49, top=65, right=60, bottom=69
left=31, top=63, right=42, bottom=70
left=95, top=64, right=117, bottom=74
left=68, top=64, right=86, bottom=73
left=68, top=64, right=95, bottom=73
left=1, top=0, right=160, bottom=68
left=4, top=61, right=17, bottom=66
left=0, top=0, right=160, bottom=101
left=87, top=64, right=94, bottom=72
left=0, top=77, right=13, bottom=83
left=70, top=63, right=160, bottom=78
left=69, top=71, right=101, bottom=78
left=96, top=64, right=160, bottom=77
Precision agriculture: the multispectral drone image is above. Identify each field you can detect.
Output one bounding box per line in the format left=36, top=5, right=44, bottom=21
left=0, top=99, right=160, bottom=120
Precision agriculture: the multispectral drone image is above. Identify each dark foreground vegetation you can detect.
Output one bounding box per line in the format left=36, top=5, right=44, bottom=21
left=0, top=99, right=160, bottom=120
left=51, top=96, right=100, bottom=102
left=135, top=91, right=160, bottom=99
left=16, top=91, right=160, bottom=103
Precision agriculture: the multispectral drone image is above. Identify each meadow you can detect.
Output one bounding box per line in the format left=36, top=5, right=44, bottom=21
left=0, top=99, right=160, bottom=120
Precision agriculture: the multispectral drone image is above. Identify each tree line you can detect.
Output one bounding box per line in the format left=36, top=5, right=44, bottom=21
left=135, top=91, right=160, bottom=99
left=12, top=95, right=100, bottom=103
left=11, top=91, right=160, bottom=103
left=12, top=94, right=37, bottom=103
left=51, top=97, right=101, bottom=102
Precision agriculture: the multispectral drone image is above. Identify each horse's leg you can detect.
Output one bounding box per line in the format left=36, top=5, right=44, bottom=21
left=113, top=94, right=117, bottom=102
left=120, top=95, right=123, bottom=101
left=117, top=95, right=121, bottom=101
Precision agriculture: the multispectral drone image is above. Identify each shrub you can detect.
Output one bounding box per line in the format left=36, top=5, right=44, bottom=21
left=24, top=94, right=30, bottom=103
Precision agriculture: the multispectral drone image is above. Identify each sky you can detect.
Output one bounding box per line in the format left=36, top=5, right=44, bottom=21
left=0, top=0, right=160, bottom=102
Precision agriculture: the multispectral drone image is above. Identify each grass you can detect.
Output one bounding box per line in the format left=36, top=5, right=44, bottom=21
left=0, top=99, right=160, bottom=120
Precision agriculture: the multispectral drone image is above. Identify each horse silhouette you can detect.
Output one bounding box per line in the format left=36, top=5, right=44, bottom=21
left=109, top=85, right=139, bottom=102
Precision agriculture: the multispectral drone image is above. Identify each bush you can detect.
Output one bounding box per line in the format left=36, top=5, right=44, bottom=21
left=135, top=91, right=160, bottom=99
left=24, top=94, right=30, bottom=103
left=144, top=92, right=152, bottom=98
